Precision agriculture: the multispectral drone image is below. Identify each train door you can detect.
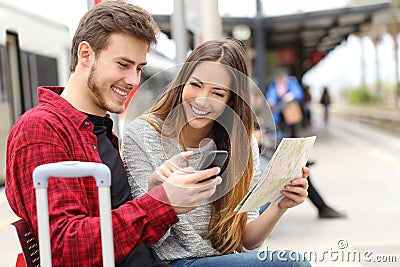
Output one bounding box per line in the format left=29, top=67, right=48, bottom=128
left=0, top=46, right=10, bottom=185
left=6, top=31, right=24, bottom=123
left=0, top=31, right=23, bottom=185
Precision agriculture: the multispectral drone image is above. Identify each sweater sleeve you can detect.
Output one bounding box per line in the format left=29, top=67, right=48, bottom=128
left=122, top=118, right=164, bottom=198
left=122, top=118, right=173, bottom=243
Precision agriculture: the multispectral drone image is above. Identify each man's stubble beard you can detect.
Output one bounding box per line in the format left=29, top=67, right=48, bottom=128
left=87, top=64, right=122, bottom=114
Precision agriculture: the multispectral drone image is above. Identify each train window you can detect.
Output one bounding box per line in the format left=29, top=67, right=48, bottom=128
left=18, top=53, right=59, bottom=108
left=36, top=54, right=58, bottom=86
left=31, top=54, right=58, bottom=106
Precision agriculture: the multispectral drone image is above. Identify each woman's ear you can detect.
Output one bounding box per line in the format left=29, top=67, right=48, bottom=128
left=77, top=41, right=93, bottom=67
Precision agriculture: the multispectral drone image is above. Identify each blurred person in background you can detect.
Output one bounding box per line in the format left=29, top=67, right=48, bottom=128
left=320, top=86, right=332, bottom=123
left=301, top=84, right=313, bottom=127
left=265, top=68, right=304, bottom=138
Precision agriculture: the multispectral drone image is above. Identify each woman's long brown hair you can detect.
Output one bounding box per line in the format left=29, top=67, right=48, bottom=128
left=145, top=39, right=254, bottom=254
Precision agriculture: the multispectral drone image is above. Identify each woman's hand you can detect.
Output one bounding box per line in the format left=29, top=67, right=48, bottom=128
left=243, top=166, right=310, bottom=249
left=148, top=151, right=194, bottom=190
left=278, top=166, right=310, bottom=210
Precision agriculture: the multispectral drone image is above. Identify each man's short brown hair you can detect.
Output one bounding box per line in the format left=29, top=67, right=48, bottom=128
left=69, top=0, right=159, bottom=72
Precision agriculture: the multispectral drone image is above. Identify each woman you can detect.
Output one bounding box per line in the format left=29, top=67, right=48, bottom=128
left=123, top=39, right=311, bottom=266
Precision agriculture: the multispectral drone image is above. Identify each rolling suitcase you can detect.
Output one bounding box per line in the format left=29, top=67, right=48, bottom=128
left=33, top=161, right=115, bottom=267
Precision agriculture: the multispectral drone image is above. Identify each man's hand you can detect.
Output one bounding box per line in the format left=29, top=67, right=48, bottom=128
left=163, top=167, right=222, bottom=214
left=149, top=151, right=222, bottom=214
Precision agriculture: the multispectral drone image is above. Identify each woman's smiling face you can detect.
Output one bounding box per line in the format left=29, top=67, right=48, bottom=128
left=181, top=61, right=232, bottom=131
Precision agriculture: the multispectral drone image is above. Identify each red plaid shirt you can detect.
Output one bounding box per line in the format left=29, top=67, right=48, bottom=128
left=6, top=87, right=178, bottom=266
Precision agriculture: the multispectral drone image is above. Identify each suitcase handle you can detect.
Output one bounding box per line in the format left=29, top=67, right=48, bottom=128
left=33, top=161, right=111, bottom=188
left=33, top=161, right=114, bottom=267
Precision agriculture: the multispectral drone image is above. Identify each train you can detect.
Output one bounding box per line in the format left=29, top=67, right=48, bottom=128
left=0, top=2, right=176, bottom=185
left=0, top=2, right=70, bottom=185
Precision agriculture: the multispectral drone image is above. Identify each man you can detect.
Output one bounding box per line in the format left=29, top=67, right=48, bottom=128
left=265, top=68, right=304, bottom=138
left=5, top=1, right=220, bottom=266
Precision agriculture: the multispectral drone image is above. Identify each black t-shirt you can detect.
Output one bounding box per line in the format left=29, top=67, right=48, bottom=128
left=86, top=114, right=132, bottom=209
left=85, top=113, right=170, bottom=267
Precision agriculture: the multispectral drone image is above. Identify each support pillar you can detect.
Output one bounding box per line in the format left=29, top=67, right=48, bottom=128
left=172, top=0, right=188, bottom=64
left=254, top=0, right=266, bottom=91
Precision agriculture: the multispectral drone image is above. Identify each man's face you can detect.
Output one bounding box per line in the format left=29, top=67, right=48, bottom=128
left=87, top=32, right=148, bottom=115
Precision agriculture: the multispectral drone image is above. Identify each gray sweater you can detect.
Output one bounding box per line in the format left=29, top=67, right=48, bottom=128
left=122, top=117, right=261, bottom=261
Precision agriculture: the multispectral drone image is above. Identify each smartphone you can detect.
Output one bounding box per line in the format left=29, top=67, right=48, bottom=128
left=198, top=150, right=228, bottom=183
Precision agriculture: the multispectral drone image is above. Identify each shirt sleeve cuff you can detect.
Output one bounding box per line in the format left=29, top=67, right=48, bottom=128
left=142, top=185, right=179, bottom=227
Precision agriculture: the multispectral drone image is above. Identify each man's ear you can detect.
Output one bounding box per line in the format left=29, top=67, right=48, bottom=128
left=77, top=41, right=93, bottom=67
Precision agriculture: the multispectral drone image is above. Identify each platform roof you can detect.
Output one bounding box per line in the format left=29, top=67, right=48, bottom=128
left=226, top=2, right=391, bottom=55
left=153, top=2, right=392, bottom=73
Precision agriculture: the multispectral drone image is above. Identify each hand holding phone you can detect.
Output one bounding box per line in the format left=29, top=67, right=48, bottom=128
left=198, top=150, right=228, bottom=183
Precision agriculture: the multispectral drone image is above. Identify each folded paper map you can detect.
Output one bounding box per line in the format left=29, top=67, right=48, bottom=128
left=235, top=136, right=316, bottom=213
